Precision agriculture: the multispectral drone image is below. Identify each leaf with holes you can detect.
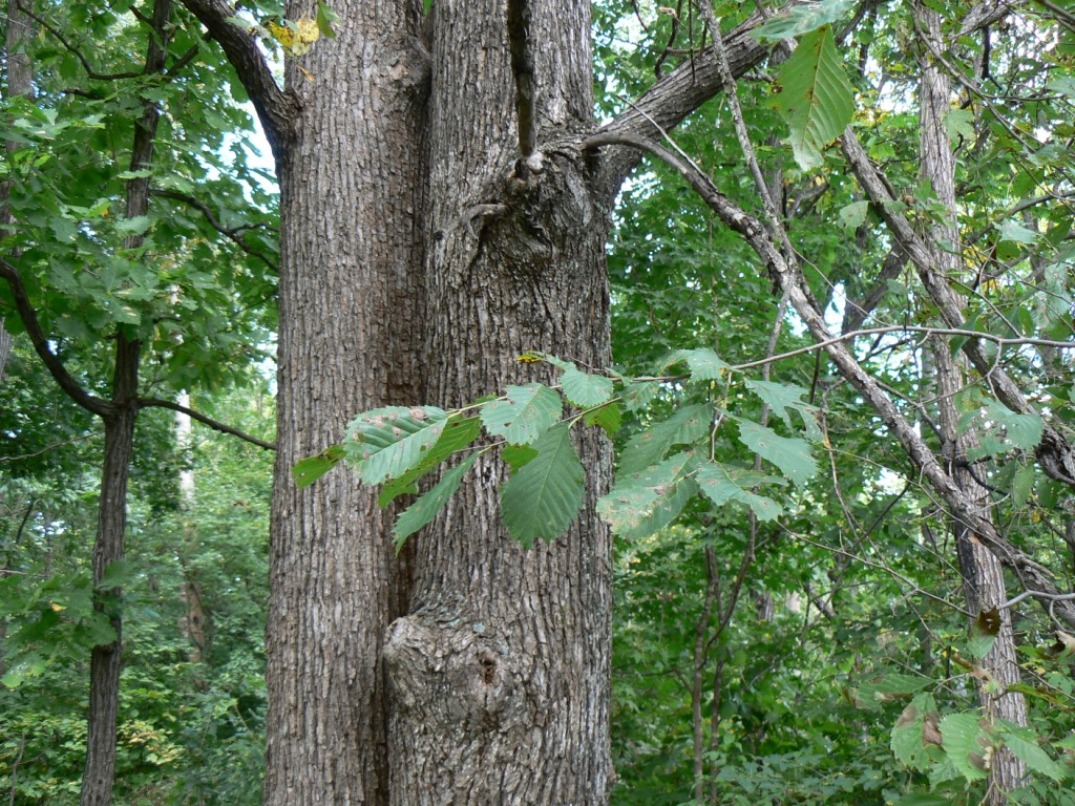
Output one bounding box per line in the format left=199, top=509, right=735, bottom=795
left=293, top=444, right=344, bottom=488
left=344, top=406, right=449, bottom=485
left=481, top=383, right=562, bottom=445
left=695, top=461, right=782, bottom=522
left=745, top=380, right=822, bottom=440
left=735, top=419, right=817, bottom=486
left=598, top=451, right=697, bottom=539
left=500, top=423, right=585, bottom=546
left=378, top=416, right=482, bottom=506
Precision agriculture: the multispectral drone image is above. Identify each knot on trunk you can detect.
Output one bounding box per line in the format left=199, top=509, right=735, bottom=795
left=383, top=614, right=528, bottom=732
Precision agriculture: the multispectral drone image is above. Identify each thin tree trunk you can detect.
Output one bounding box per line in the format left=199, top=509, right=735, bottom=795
left=80, top=1, right=170, bottom=801
left=0, top=0, right=33, bottom=382
left=176, top=391, right=207, bottom=663
left=915, top=5, right=1028, bottom=799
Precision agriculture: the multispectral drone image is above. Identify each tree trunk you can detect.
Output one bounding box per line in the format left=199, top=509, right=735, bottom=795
left=0, top=0, right=32, bottom=383
left=80, top=2, right=170, bottom=801
left=915, top=5, right=1027, bottom=799
left=263, top=1, right=426, bottom=801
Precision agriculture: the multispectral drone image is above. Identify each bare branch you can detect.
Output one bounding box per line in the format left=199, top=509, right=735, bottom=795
left=179, top=0, right=298, bottom=160
left=139, top=397, right=275, bottom=450
left=0, top=257, right=110, bottom=416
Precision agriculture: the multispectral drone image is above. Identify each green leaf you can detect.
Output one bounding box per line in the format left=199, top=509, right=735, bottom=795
left=752, top=0, right=856, bottom=41
left=97, top=560, right=135, bottom=590
left=344, top=406, right=449, bottom=485
left=480, top=383, right=562, bottom=445
left=500, top=423, right=585, bottom=546
left=621, top=380, right=660, bottom=412
left=292, top=444, right=344, bottom=488
left=945, top=107, right=975, bottom=144
left=560, top=364, right=615, bottom=408
left=598, top=451, right=698, bottom=539
left=393, top=453, right=479, bottom=548
left=378, top=416, right=482, bottom=506
left=502, top=444, right=539, bottom=473
left=114, top=214, right=154, bottom=236
left=983, top=399, right=1044, bottom=449
left=855, top=673, right=933, bottom=711
left=745, top=380, right=821, bottom=440
left=839, top=200, right=869, bottom=231
left=695, top=461, right=782, bottom=521
left=891, top=694, right=941, bottom=770
left=664, top=347, right=729, bottom=381
left=939, top=713, right=989, bottom=782
left=619, top=403, right=712, bottom=475
left=772, top=26, right=855, bottom=171
left=583, top=402, right=622, bottom=436
left=735, top=419, right=817, bottom=486
left=1000, top=728, right=1067, bottom=782
left=316, top=2, right=339, bottom=38
left=998, top=218, right=1039, bottom=245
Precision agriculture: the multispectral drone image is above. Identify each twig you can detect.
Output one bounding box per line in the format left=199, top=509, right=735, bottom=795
left=139, top=397, right=275, bottom=450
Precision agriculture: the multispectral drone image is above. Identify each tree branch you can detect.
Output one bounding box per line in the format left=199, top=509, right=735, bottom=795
left=15, top=0, right=146, bottom=81
left=150, top=188, right=279, bottom=272
left=0, top=257, right=110, bottom=417
left=139, top=397, right=275, bottom=450
left=583, top=131, right=1075, bottom=629
left=178, top=0, right=298, bottom=160
left=841, top=129, right=1075, bottom=490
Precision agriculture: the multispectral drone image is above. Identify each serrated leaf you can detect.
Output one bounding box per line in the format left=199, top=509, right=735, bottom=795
left=502, top=444, right=538, bottom=473
left=983, top=399, right=1044, bottom=450
left=293, top=444, right=344, bottom=488
left=344, top=406, right=449, bottom=485
left=481, top=383, right=562, bottom=445
left=939, top=713, right=989, bottom=782
left=97, top=560, right=135, bottom=590
left=945, top=107, right=975, bottom=144
left=735, top=419, right=817, bottom=486
left=598, top=452, right=698, bottom=539
left=855, top=673, right=933, bottom=711
left=695, top=461, right=782, bottom=521
left=998, top=218, right=1039, bottom=245
left=393, top=453, right=479, bottom=548
left=378, top=416, right=482, bottom=506
left=745, top=380, right=821, bottom=440
left=664, top=347, right=729, bottom=381
left=560, top=364, right=615, bottom=407
left=772, top=26, right=855, bottom=171
left=501, top=423, right=585, bottom=546
left=752, top=0, right=855, bottom=41
left=1000, top=729, right=1066, bottom=782
left=115, top=214, right=153, bottom=236
left=584, top=402, right=622, bottom=436
left=620, top=403, right=712, bottom=475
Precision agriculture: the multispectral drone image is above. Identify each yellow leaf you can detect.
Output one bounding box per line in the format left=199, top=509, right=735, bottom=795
left=49, top=601, right=65, bottom=612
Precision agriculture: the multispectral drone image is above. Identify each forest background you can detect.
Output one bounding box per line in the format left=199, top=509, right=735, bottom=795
left=2, top=0, right=1075, bottom=803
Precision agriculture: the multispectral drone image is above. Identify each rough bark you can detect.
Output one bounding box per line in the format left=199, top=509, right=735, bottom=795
left=382, top=2, right=613, bottom=802
left=262, top=0, right=426, bottom=801
left=80, top=2, right=169, bottom=801
left=915, top=6, right=1027, bottom=797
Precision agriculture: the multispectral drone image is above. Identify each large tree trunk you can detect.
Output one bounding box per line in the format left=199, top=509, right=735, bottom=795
left=263, top=0, right=426, bottom=801
left=383, top=1, right=613, bottom=800
left=263, top=0, right=613, bottom=801
left=915, top=5, right=1027, bottom=799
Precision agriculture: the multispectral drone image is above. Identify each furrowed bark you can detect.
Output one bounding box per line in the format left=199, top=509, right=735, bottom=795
left=262, top=0, right=427, bottom=802
left=383, top=1, right=612, bottom=802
